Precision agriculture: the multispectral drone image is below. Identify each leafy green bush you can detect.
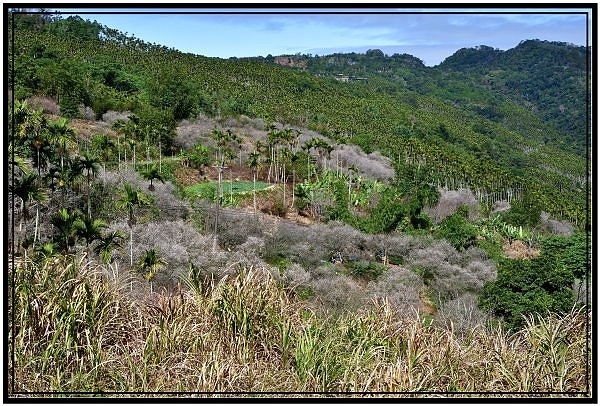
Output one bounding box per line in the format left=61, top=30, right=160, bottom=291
left=436, top=206, right=478, bottom=251
left=186, top=143, right=211, bottom=169
left=346, top=259, right=386, bottom=281
left=350, top=187, right=407, bottom=234
left=58, top=95, right=81, bottom=118
left=541, top=233, right=589, bottom=281
left=479, top=247, right=576, bottom=330
left=502, top=191, right=542, bottom=228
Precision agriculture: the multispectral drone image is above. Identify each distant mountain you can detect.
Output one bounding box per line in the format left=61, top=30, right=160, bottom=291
left=437, top=40, right=588, bottom=154
left=268, top=40, right=588, bottom=156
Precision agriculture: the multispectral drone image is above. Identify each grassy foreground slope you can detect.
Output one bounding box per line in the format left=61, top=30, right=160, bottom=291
left=10, top=254, right=590, bottom=395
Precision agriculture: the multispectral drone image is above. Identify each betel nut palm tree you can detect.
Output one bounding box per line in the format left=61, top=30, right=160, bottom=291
left=116, top=183, right=152, bottom=266
left=247, top=149, right=261, bottom=214
left=74, top=215, right=107, bottom=257
left=137, top=248, right=167, bottom=293
left=51, top=207, right=82, bottom=254
left=95, top=230, right=126, bottom=265
left=9, top=172, right=47, bottom=250
left=48, top=116, right=76, bottom=170
left=141, top=164, right=165, bottom=191
left=79, top=152, right=101, bottom=217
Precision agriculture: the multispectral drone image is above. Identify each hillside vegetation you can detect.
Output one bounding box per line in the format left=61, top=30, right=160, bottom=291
left=10, top=254, right=590, bottom=394
left=7, top=11, right=592, bottom=398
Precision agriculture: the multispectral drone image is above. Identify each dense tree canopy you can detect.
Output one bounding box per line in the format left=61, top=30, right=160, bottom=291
left=479, top=233, right=588, bottom=330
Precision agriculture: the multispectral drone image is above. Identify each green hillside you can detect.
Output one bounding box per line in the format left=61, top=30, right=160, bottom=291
left=437, top=40, right=588, bottom=155
left=275, top=40, right=588, bottom=157
left=7, top=11, right=591, bottom=396
left=9, top=15, right=589, bottom=226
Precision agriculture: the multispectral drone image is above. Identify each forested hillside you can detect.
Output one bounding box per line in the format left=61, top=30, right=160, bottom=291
left=7, top=12, right=591, bottom=396
left=274, top=40, right=588, bottom=156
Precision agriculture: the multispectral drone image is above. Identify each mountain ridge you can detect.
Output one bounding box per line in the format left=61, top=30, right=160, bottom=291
left=258, top=39, right=588, bottom=155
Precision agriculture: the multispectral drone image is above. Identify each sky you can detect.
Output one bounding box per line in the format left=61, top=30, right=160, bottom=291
left=50, top=6, right=592, bottom=66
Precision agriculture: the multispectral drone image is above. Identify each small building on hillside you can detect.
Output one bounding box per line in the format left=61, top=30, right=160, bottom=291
left=335, top=73, right=349, bottom=82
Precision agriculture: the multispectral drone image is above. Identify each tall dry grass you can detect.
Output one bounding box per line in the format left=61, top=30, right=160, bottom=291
left=8, top=254, right=591, bottom=398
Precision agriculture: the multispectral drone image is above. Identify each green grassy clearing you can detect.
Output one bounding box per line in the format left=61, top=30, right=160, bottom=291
left=183, top=181, right=272, bottom=205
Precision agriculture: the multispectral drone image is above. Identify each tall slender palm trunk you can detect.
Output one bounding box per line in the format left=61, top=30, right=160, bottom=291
left=37, top=148, right=41, bottom=177
left=129, top=208, right=134, bottom=267
left=292, top=169, right=295, bottom=207
left=129, top=228, right=133, bottom=267
left=282, top=165, right=286, bottom=208
left=34, top=205, right=39, bottom=246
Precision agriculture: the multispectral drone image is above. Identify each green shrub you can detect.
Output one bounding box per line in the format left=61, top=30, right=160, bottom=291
left=541, top=233, right=589, bottom=280
left=479, top=252, right=576, bottom=330
left=502, top=192, right=542, bottom=228
left=185, top=143, right=211, bottom=169
left=346, top=260, right=386, bottom=281
left=295, top=286, right=316, bottom=300
left=436, top=206, right=478, bottom=251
